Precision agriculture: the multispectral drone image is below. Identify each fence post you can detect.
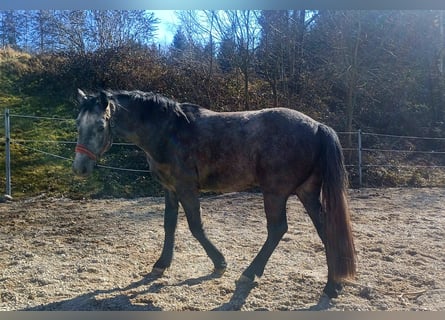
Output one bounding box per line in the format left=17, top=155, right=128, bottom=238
left=4, top=108, right=11, bottom=197
left=358, top=129, right=362, bottom=188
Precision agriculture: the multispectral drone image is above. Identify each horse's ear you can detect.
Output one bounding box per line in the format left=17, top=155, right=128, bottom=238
left=77, top=89, right=87, bottom=104
left=99, top=90, right=111, bottom=110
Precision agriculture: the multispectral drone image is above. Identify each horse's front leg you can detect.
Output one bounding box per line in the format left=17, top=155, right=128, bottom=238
left=152, top=190, right=179, bottom=275
left=178, top=189, right=227, bottom=276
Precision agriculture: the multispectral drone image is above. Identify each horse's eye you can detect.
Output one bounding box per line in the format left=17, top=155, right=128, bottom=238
left=96, top=119, right=106, bottom=132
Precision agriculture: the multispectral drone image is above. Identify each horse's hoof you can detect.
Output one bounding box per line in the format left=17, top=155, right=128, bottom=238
left=236, top=274, right=254, bottom=284
left=323, top=282, right=342, bottom=298
left=151, top=267, right=165, bottom=276
left=213, top=267, right=226, bottom=277
left=319, top=293, right=331, bottom=302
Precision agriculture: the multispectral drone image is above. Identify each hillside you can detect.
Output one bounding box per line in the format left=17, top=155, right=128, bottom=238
left=0, top=48, right=163, bottom=199
left=1, top=43, right=445, bottom=199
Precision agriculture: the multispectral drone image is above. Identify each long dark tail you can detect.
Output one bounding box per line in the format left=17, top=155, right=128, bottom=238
left=318, top=124, right=356, bottom=282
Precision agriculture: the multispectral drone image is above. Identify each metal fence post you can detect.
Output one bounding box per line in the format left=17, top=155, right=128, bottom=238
left=358, top=129, right=362, bottom=188
left=5, top=108, right=11, bottom=197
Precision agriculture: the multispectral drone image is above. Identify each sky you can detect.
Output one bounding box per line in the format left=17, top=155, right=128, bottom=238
left=152, top=10, right=178, bottom=46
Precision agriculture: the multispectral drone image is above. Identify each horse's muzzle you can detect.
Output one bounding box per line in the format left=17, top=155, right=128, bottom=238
left=72, top=153, right=96, bottom=177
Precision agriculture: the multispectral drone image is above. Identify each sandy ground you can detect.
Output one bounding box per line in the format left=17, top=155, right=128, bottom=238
left=0, top=188, right=444, bottom=311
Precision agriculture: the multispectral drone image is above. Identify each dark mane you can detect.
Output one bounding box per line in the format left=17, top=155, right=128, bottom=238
left=127, top=90, right=173, bottom=106
left=108, top=90, right=173, bottom=108
left=108, top=90, right=191, bottom=124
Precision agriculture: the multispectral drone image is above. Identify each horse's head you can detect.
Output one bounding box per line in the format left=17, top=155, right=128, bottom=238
left=73, top=89, right=114, bottom=177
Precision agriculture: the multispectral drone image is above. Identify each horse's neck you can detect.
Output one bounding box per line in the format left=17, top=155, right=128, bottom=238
left=112, top=110, right=142, bottom=145
left=112, top=109, right=160, bottom=151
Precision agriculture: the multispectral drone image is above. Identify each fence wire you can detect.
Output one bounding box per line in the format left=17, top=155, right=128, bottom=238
left=3, top=111, right=445, bottom=195
left=11, top=140, right=151, bottom=174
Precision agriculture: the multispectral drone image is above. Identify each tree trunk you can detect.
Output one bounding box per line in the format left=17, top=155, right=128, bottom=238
left=346, top=15, right=361, bottom=150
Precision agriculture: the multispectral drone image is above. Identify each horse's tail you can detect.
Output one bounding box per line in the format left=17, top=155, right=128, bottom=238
left=318, top=124, right=356, bottom=282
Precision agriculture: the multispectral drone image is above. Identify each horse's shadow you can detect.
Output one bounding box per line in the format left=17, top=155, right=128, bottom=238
left=22, top=271, right=165, bottom=311
left=295, top=295, right=334, bottom=311
left=211, top=281, right=333, bottom=311
left=22, top=271, right=333, bottom=311
left=211, top=280, right=258, bottom=311
left=21, top=271, right=231, bottom=311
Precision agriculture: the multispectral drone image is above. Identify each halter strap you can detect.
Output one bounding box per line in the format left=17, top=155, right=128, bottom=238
left=75, top=144, right=97, bottom=161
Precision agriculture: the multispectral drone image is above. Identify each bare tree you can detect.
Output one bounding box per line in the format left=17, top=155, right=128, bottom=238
left=219, top=10, right=260, bottom=110
left=90, top=10, right=158, bottom=50
left=49, top=10, right=88, bottom=53
left=176, top=10, right=261, bottom=110
left=307, top=10, right=364, bottom=144
left=30, top=10, right=58, bottom=53
left=0, top=11, right=20, bottom=48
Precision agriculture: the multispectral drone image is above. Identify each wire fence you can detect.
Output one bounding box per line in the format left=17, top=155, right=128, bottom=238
left=2, top=109, right=445, bottom=197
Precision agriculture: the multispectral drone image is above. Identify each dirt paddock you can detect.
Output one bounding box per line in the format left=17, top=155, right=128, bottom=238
left=0, top=188, right=444, bottom=311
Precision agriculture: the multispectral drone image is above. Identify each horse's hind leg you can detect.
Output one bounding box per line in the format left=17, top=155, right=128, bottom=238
left=296, top=177, right=325, bottom=243
left=239, top=193, right=288, bottom=282
left=296, top=176, right=342, bottom=298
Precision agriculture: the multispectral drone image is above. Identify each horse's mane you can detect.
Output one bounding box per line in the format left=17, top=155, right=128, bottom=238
left=110, top=90, right=191, bottom=124
left=127, top=90, right=171, bottom=106
left=109, top=90, right=171, bottom=108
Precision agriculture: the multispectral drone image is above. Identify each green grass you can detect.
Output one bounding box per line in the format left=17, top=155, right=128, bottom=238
left=0, top=48, right=164, bottom=199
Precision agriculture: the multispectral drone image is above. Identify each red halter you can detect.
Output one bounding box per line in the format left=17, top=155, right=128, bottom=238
left=75, top=144, right=98, bottom=161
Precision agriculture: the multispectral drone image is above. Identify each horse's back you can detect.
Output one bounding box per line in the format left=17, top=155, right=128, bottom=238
left=185, top=106, right=319, bottom=137
left=183, top=107, right=323, bottom=193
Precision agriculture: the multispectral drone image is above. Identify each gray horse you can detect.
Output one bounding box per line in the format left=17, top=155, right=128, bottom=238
left=73, top=89, right=356, bottom=299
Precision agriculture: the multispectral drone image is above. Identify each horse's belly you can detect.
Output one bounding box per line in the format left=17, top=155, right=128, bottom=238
left=198, top=167, right=257, bottom=192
